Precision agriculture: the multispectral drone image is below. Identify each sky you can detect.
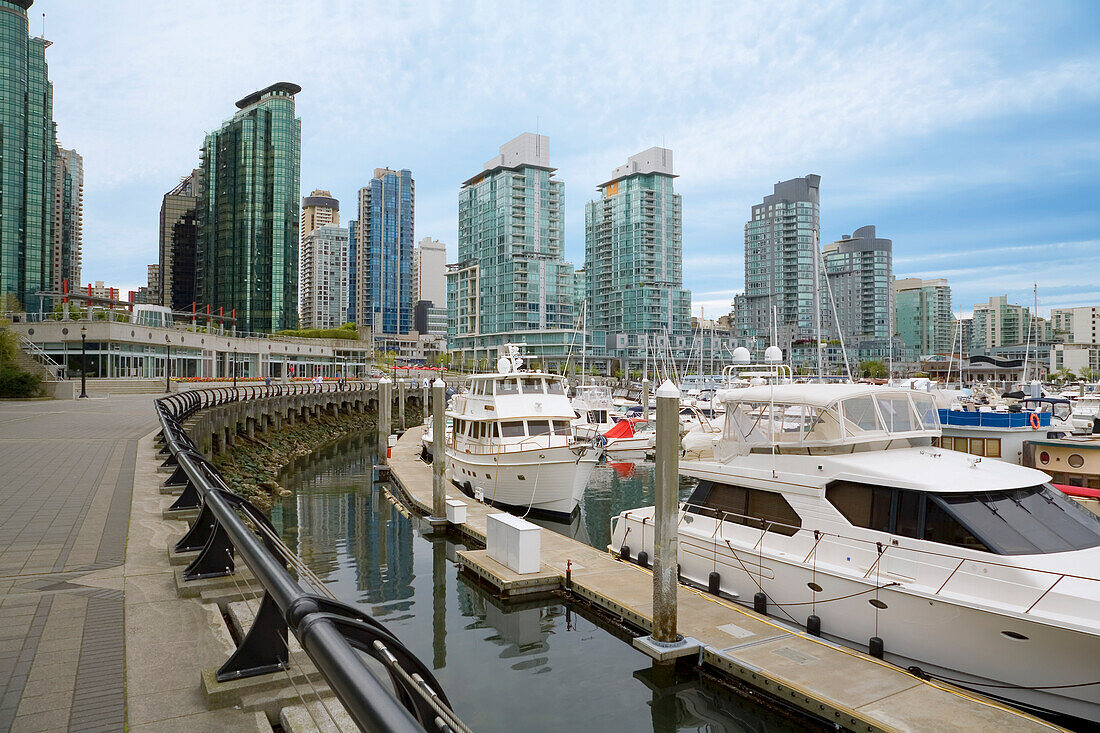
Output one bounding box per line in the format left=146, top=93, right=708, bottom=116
left=39, top=0, right=1100, bottom=319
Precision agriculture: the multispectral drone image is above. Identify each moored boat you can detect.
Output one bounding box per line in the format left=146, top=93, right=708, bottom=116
left=610, top=383, right=1100, bottom=721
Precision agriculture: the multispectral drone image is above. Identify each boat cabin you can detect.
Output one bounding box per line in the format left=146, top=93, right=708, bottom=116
left=448, top=372, right=576, bottom=452
left=714, top=384, right=940, bottom=459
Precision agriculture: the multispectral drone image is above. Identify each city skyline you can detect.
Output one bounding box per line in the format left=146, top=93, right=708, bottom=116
left=35, top=1, right=1100, bottom=318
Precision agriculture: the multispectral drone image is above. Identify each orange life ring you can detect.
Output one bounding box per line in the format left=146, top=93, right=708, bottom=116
left=1029, top=412, right=1040, bottom=430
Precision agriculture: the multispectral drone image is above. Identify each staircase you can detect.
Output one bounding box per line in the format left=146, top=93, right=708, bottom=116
left=13, top=336, right=65, bottom=382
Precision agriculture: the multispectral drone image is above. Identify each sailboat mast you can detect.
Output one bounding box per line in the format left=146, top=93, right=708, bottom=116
left=813, top=228, right=824, bottom=381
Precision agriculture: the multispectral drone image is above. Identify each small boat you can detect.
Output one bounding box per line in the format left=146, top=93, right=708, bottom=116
left=610, top=383, right=1100, bottom=721
left=600, top=417, right=655, bottom=455
left=446, top=345, right=600, bottom=517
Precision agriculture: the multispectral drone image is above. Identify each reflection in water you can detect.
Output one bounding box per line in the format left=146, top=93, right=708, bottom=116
left=273, top=431, right=815, bottom=733
left=580, top=460, right=697, bottom=551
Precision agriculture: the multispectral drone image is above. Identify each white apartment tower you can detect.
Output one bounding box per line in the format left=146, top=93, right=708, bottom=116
left=300, top=225, right=350, bottom=329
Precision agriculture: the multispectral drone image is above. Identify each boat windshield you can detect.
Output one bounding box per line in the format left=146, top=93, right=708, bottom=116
left=935, top=486, right=1100, bottom=555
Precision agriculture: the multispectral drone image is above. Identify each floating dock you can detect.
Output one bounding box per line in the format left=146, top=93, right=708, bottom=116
left=388, top=427, right=1066, bottom=733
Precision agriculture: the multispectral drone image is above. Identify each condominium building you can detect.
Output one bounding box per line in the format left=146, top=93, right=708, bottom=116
left=146, top=264, right=161, bottom=306
left=51, top=146, right=83, bottom=291
left=821, top=225, right=892, bottom=345
left=894, top=277, right=953, bottom=355
left=0, top=0, right=56, bottom=308
left=300, top=190, right=339, bottom=244
left=300, top=225, right=349, bottom=329
left=584, top=147, right=690, bottom=355
left=355, top=168, right=414, bottom=335
left=1050, top=307, right=1100, bottom=345
left=158, top=169, right=201, bottom=310
left=347, top=219, right=357, bottom=323
left=412, top=237, right=446, bottom=337
left=447, top=133, right=578, bottom=368
left=737, top=175, right=821, bottom=348
left=197, top=82, right=302, bottom=332
left=971, top=295, right=1050, bottom=352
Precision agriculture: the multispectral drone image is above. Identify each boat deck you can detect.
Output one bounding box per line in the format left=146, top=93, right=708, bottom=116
left=388, top=426, right=1066, bottom=733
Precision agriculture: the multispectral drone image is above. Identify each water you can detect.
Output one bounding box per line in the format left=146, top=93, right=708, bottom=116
left=272, top=432, right=814, bottom=732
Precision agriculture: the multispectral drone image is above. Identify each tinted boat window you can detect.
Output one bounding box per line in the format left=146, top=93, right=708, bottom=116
left=686, top=481, right=801, bottom=536
left=527, top=420, right=551, bottom=436
left=936, top=486, right=1100, bottom=555
left=924, top=499, right=990, bottom=552
left=500, top=421, right=524, bottom=437
left=520, top=377, right=543, bottom=394
left=826, top=481, right=892, bottom=532
left=496, top=379, right=518, bottom=395
left=552, top=420, right=571, bottom=435
left=546, top=380, right=565, bottom=395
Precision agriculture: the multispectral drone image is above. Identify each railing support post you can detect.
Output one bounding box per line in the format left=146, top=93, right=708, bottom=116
left=217, top=591, right=289, bottom=681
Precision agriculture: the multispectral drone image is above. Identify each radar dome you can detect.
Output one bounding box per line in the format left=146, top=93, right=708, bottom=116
left=731, top=346, right=751, bottom=364
left=764, top=346, right=783, bottom=363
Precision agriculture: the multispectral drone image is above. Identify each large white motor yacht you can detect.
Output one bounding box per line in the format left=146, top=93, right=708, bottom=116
left=446, top=346, right=599, bottom=517
left=610, top=383, right=1100, bottom=721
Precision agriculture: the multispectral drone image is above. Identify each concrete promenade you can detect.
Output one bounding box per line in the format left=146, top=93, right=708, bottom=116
left=0, top=394, right=156, bottom=731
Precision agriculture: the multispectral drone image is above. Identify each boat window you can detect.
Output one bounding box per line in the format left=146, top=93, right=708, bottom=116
left=552, top=420, right=571, bottom=435
left=841, top=397, right=884, bottom=435
left=894, top=489, right=923, bottom=539
left=527, top=420, right=551, bottom=436
left=496, top=379, right=519, bottom=395
left=686, top=481, right=801, bottom=536
left=934, top=487, right=1100, bottom=555
left=876, top=395, right=918, bottom=432
left=826, top=481, right=892, bottom=533
left=546, top=379, right=565, bottom=395
left=520, top=377, right=544, bottom=394
left=910, top=393, right=939, bottom=429
left=923, top=499, right=990, bottom=552
left=499, top=421, right=524, bottom=437
left=492, top=422, right=501, bottom=438
left=1054, top=403, right=1071, bottom=421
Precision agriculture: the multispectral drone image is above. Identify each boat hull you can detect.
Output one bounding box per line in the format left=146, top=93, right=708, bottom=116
left=447, top=445, right=596, bottom=517
left=611, top=512, right=1100, bottom=721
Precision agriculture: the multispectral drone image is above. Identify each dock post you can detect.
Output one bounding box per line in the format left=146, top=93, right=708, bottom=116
left=642, top=378, right=650, bottom=424
left=378, top=378, right=391, bottom=465
left=653, top=379, right=680, bottom=644
left=633, top=379, right=699, bottom=663
left=432, top=378, right=447, bottom=521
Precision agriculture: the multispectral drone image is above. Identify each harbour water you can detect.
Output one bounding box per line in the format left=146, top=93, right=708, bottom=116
left=271, top=431, right=813, bottom=732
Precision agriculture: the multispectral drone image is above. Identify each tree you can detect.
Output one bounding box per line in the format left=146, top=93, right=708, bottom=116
left=859, top=360, right=888, bottom=379
left=1081, top=369, right=1100, bottom=384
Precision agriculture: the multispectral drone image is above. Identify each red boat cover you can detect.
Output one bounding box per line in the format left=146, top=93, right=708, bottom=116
left=603, top=419, right=636, bottom=439
left=1053, top=483, right=1100, bottom=499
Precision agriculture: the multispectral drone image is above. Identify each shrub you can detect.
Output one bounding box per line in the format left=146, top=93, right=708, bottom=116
left=0, top=364, right=41, bottom=398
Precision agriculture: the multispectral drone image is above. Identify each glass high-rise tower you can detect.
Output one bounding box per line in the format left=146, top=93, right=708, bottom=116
left=0, top=0, right=55, bottom=309
left=585, top=147, right=690, bottom=348
left=447, top=133, right=578, bottom=368
left=738, top=175, right=821, bottom=350
left=895, top=277, right=953, bottom=355
left=197, top=82, right=301, bottom=333
left=355, top=168, right=413, bottom=335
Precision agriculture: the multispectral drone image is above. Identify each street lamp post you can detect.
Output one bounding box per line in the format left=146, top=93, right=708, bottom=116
left=78, top=326, right=88, bottom=398
left=165, top=336, right=172, bottom=394
left=233, top=346, right=238, bottom=388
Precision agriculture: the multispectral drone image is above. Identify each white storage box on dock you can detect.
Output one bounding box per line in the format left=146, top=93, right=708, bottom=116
left=445, top=498, right=467, bottom=524
left=486, top=513, right=540, bottom=574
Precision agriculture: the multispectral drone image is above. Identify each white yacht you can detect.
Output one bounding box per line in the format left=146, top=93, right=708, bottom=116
left=572, top=384, right=616, bottom=440
left=446, top=346, right=599, bottom=517
left=610, top=383, right=1100, bottom=721
left=1070, top=393, right=1100, bottom=433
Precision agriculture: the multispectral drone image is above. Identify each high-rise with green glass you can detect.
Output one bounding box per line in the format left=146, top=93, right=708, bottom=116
left=197, top=82, right=301, bottom=333
left=0, top=0, right=55, bottom=309
left=584, top=147, right=690, bottom=356
left=447, top=133, right=578, bottom=369
left=894, top=277, right=953, bottom=355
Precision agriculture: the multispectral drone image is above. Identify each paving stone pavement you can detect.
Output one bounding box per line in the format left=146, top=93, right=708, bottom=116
left=0, top=395, right=159, bottom=732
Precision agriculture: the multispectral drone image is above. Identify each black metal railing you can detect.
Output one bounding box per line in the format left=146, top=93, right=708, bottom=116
left=154, top=385, right=462, bottom=733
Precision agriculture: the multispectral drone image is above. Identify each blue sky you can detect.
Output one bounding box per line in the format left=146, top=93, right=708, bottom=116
left=40, top=1, right=1100, bottom=318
